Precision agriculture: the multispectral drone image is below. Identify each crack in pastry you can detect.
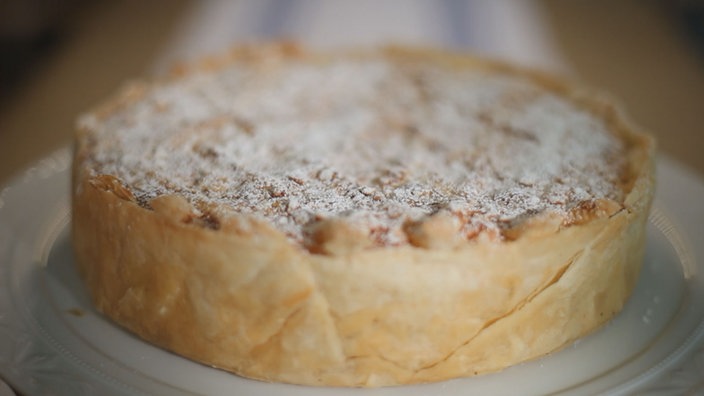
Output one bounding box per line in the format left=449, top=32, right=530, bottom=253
left=416, top=249, right=582, bottom=373
left=71, top=43, right=655, bottom=387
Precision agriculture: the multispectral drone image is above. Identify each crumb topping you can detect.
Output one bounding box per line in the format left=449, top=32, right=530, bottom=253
left=78, top=51, right=626, bottom=245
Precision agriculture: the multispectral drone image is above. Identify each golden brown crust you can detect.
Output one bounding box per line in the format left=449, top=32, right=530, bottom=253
left=72, top=44, right=655, bottom=386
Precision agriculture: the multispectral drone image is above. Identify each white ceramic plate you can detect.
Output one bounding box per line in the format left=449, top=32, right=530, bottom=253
left=1, top=149, right=703, bottom=396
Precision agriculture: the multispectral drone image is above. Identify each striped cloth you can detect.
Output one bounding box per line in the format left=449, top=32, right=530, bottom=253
left=153, top=0, right=569, bottom=75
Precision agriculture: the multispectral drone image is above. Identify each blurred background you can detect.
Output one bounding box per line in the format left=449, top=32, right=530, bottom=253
left=1, top=0, right=703, bottom=186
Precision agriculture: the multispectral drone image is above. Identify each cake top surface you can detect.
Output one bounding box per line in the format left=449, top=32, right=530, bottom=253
left=78, top=47, right=628, bottom=246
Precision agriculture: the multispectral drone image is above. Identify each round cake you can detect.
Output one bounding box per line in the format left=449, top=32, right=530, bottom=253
left=72, top=43, right=655, bottom=387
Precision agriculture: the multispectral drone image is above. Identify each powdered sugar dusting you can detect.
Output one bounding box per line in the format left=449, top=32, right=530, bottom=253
left=79, top=51, right=626, bottom=245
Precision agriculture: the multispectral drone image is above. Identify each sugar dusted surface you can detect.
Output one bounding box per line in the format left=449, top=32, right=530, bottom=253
left=79, top=52, right=626, bottom=245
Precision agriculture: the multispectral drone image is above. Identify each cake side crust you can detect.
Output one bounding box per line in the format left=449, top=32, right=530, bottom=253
left=72, top=159, right=652, bottom=386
